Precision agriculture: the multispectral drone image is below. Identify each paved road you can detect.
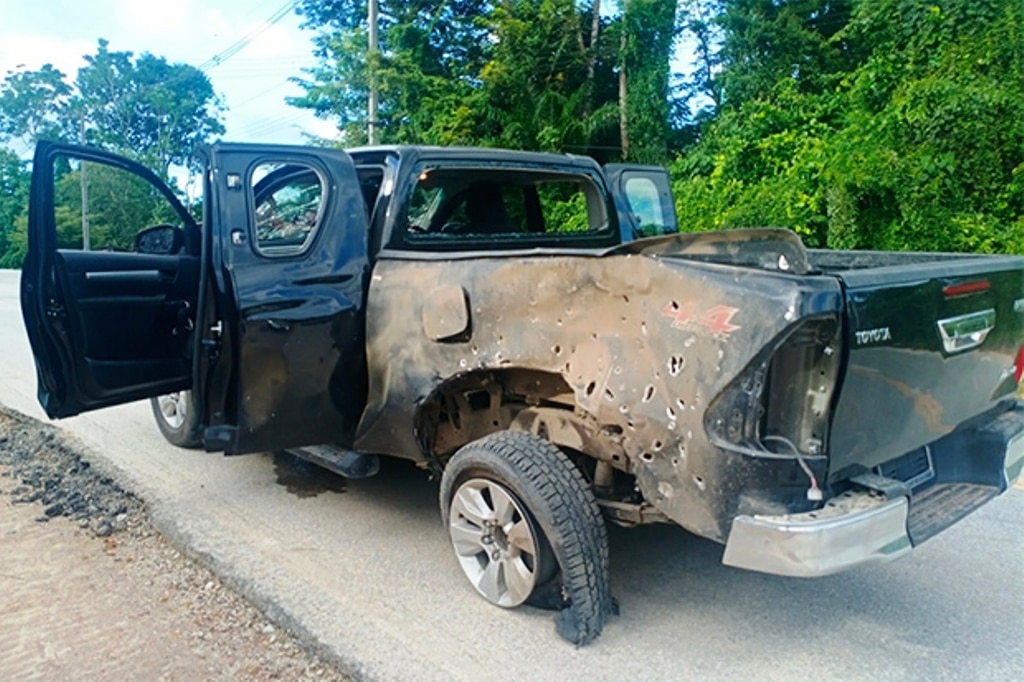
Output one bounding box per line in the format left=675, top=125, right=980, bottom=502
left=2, top=269, right=1022, bottom=681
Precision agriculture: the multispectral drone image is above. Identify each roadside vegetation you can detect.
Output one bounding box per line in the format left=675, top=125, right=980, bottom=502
left=1, top=0, right=1021, bottom=266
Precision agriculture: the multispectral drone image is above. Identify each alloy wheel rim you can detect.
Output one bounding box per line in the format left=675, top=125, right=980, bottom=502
left=157, top=392, right=187, bottom=429
left=448, top=478, right=542, bottom=607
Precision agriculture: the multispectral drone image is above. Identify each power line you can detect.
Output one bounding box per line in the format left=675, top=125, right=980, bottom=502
left=197, top=0, right=300, bottom=72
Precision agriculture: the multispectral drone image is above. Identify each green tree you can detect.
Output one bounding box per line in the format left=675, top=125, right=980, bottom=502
left=291, top=1, right=491, bottom=145
left=617, top=0, right=678, bottom=162
left=290, top=1, right=684, bottom=162
left=0, top=64, right=74, bottom=146
left=0, top=40, right=224, bottom=176
left=0, top=149, right=30, bottom=268
left=75, top=39, right=225, bottom=174
left=672, top=0, right=1024, bottom=254
left=0, top=41, right=224, bottom=266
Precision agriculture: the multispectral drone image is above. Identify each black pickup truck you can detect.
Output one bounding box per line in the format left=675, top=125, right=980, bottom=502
left=20, top=141, right=1024, bottom=644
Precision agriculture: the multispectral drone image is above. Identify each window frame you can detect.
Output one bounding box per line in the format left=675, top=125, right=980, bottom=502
left=248, top=160, right=329, bottom=259
left=394, top=162, right=618, bottom=252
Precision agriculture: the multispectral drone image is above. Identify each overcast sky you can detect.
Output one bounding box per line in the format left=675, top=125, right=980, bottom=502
left=0, top=0, right=337, bottom=153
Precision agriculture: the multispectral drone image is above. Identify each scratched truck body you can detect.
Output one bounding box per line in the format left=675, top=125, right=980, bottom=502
left=21, top=141, right=1024, bottom=644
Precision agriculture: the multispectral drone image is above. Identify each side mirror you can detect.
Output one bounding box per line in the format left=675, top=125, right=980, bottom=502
left=135, top=224, right=185, bottom=255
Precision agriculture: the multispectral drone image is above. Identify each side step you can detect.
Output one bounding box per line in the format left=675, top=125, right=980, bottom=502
left=907, top=483, right=998, bottom=544
left=287, top=445, right=381, bottom=480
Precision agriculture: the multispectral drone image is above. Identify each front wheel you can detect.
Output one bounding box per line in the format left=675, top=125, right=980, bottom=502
left=440, top=431, right=613, bottom=645
left=150, top=391, right=202, bottom=448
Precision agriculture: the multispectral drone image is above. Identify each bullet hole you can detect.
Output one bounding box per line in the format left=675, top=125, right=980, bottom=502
left=613, top=366, right=622, bottom=375
left=671, top=458, right=679, bottom=467
left=618, top=404, right=629, bottom=413
left=612, top=454, right=622, bottom=462
left=592, top=332, right=598, bottom=340
left=557, top=318, right=563, bottom=326
left=693, top=475, right=706, bottom=491
left=552, top=344, right=562, bottom=355
left=652, top=440, right=663, bottom=451
left=497, top=335, right=504, bottom=344
left=626, top=420, right=636, bottom=429
left=666, top=406, right=676, bottom=420
left=677, top=398, right=686, bottom=410
left=640, top=452, right=654, bottom=463
left=622, top=294, right=630, bottom=303
left=585, top=381, right=596, bottom=396
left=641, top=322, right=648, bottom=335
left=604, top=388, right=615, bottom=401
left=642, top=385, right=656, bottom=403
left=668, top=355, right=685, bottom=376
left=670, top=300, right=680, bottom=311
left=470, top=345, right=479, bottom=354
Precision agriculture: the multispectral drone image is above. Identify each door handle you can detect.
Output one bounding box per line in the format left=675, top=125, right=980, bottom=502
left=936, top=309, right=995, bottom=354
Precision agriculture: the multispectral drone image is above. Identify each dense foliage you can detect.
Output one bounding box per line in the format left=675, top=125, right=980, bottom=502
left=673, top=0, right=1024, bottom=253
left=1, top=2, right=1020, bottom=265
left=293, top=0, right=1022, bottom=254
left=291, top=1, right=678, bottom=162
left=0, top=40, right=224, bottom=266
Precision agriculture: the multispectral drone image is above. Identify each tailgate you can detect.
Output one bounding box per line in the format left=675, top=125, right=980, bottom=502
left=825, top=253, right=1024, bottom=482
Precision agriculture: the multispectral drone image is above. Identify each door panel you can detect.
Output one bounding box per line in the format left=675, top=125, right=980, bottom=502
left=204, top=144, right=371, bottom=455
left=21, top=143, right=201, bottom=418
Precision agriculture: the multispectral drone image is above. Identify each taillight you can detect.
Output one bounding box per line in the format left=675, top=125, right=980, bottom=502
left=706, top=315, right=842, bottom=457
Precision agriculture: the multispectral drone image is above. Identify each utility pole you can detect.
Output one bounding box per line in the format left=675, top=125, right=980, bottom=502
left=79, top=116, right=90, bottom=251
left=368, top=0, right=379, bottom=145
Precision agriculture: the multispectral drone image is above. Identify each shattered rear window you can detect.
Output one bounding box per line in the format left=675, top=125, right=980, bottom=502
left=406, top=166, right=609, bottom=242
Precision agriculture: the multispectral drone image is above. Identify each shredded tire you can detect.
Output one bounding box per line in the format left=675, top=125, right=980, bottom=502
left=440, top=430, right=613, bottom=645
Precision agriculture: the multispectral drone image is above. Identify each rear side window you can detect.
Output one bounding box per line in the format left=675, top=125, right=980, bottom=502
left=624, top=177, right=668, bottom=236
left=251, top=162, right=325, bottom=256
left=405, top=166, right=609, bottom=245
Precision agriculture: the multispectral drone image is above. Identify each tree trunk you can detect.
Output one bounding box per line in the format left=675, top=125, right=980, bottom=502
left=618, top=20, right=629, bottom=160
left=587, top=0, right=600, bottom=84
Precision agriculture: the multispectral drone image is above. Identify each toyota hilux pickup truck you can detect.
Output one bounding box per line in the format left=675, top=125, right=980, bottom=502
left=20, top=141, right=1024, bottom=644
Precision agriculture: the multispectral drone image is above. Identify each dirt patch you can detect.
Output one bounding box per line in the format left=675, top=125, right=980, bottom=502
left=0, top=408, right=348, bottom=680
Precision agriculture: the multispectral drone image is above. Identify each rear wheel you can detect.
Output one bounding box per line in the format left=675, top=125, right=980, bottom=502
left=440, top=431, right=613, bottom=645
left=447, top=476, right=556, bottom=607
left=150, top=391, right=201, bottom=448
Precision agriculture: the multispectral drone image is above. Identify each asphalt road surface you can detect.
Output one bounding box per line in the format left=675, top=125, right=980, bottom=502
left=1, top=269, right=1021, bottom=681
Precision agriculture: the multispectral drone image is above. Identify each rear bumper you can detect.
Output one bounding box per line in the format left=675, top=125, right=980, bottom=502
left=722, top=491, right=911, bottom=577
left=723, top=404, right=1024, bottom=578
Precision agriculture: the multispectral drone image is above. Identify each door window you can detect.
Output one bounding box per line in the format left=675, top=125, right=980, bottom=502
left=48, top=155, right=186, bottom=253
left=251, top=162, right=325, bottom=256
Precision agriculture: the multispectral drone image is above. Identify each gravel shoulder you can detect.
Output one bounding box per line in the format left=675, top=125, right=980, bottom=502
left=0, top=407, right=347, bottom=681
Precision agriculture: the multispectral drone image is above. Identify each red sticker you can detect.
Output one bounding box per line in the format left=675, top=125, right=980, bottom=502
left=662, top=302, right=741, bottom=337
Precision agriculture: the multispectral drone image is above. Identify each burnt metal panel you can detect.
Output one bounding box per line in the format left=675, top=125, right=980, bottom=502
left=356, top=248, right=843, bottom=541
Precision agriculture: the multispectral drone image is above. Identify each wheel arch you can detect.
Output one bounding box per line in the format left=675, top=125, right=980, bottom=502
left=415, top=367, right=629, bottom=471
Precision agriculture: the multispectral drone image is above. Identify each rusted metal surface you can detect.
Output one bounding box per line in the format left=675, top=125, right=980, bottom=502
left=355, top=235, right=844, bottom=541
